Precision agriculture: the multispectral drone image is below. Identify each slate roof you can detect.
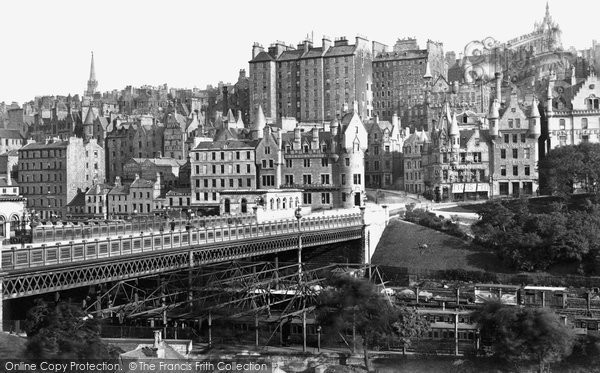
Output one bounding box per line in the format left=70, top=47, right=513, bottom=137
left=130, top=178, right=156, bottom=188
left=324, top=45, right=356, bottom=57
left=20, top=141, right=69, bottom=150
left=194, top=139, right=257, bottom=150
left=250, top=51, right=274, bottom=63
left=277, top=49, right=303, bottom=61
left=0, top=176, right=18, bottom=187
left=66, top=191, right=86, bottom=207
left=0, top=129, right=24, bottom=139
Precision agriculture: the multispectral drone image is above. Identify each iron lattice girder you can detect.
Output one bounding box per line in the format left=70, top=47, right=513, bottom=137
left=3, top=228, right=362, bottom=299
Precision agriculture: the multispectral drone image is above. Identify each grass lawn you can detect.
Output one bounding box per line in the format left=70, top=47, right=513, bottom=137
left=371, top=219, right=509, bottom=273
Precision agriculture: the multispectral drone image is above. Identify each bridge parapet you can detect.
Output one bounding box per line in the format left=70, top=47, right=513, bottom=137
left=1, top=212, right=363, bottom=272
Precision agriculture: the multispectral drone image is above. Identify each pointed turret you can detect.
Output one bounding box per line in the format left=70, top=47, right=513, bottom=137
left=546, top=70, right=555, bottom=118
left=226, top=108, right=236, bottom=123
left=449, top=113, right=460, bottom=138
left=254, top=105, right=266, bottom=139
left=84, top=107, right=95, bottom=125
left=423, top=59, right=432, bottom=80
left=391, top=112, right=399, bottom=128
left=488, top=99, right=500, bottom=138
left=529, top=97, right=541, bottom=139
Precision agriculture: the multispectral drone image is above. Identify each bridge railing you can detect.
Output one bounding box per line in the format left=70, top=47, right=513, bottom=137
left=30, top=214, right=258, bottom=243
left=1, top=213, right=363, bottom=271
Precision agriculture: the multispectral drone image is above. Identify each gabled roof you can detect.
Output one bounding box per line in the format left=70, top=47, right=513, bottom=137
left=66, top=190, right=86, bottom=207
left=324, top=45, right=356, bottom=57
left=86, top=184, right=112, bottom=195
left=0, top=176, right=18, bottom=187
left=194, top=139, right=257, bottom=150
left=301, top=47, right=325, bottom=59
left=277, top=49, right=303, bottom=61
left=108, top=184, right=129, bottom=195
left=20, top=141, right=69, bottom=150
left=130, top=178, right=156, bottom=188
left=83, top=107, right=96, bottom=125
left=250, top=51, right=274, bottom=63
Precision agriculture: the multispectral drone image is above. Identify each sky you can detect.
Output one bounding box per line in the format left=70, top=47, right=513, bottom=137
left=0, top=0, right=598, bottom=104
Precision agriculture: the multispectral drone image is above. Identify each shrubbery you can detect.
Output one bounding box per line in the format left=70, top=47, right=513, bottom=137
left=404, top=207, right=467, bottom=239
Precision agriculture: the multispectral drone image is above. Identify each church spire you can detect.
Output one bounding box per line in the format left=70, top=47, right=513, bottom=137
left=86, top=51, right=98, bottom=97
left=90, top=51, right=96, bottom=81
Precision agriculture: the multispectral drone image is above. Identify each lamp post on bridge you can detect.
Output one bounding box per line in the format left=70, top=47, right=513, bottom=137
left=295, top=207, right=303, bottom=280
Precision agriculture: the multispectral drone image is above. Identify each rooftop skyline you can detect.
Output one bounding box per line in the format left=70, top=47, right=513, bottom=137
left=0, top=0, right=598, bottom=104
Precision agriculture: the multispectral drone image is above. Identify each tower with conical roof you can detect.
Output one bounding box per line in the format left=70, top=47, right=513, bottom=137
left=85, top=52, right=98, bottom=97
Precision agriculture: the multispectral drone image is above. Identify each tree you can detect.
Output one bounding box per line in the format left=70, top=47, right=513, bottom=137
left=24, top=300, right=119, bottom=360
left=392, top=307, right=430, bottom=355
left=316, top=276, right=428, bottom=371
left=539, top=143, right=600, bottom=195
left=474, top=301, right=575, bottom=372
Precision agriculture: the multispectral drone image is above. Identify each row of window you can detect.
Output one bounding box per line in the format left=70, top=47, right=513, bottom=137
left=503, top=133, right=528, bottom=144
left=193, top=164, right=253, bottom=175
left=193, top=178, right=254, bottom=188
left=20, top=149, right=65, bottom=158
left=193, top=150, right=253, bottom=162
left=500, top=148, right=531, bottom=159
left=499, top=165, right=531, bottom=177
left=365, top=160, right=391, bottom=171
left=20, top=173, right=64, bottom=183
left=557, top=117, right=598, bottom=130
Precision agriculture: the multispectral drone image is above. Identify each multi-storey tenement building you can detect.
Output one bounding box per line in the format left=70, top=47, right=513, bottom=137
left=122, top=157, right=186, bottom=189
left=105, top=117, right=164, bottom=181
left=189, top=140, right=258, bottom=213
left=372, top=38, right=446, bottom=124
left=365, top=113, right=405, bottom=188
left=18, top=137, right=105, bottom=219
left=488, top=76, right=540, bottom=197
left=276, top=108, right=368, bottom=209
left=249, top=43, right=281, bottom=123
left=250, top=36, right=374, bottom=123
left=426, top=106, right=491, bottom=201
left=544, top=70, right=600, bottom=151
left=403, top=130, right=430, bottom=194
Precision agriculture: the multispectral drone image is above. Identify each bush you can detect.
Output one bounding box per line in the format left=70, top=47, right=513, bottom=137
left=404, top=209, right=468, bottom=239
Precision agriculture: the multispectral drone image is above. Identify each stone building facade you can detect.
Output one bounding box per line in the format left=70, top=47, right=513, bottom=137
left=18, top=137, right=105, bottom=219
left=544, top=70, right=600, bottom=151
left=250, top=36, right=374, bottom=123
left=364, top=113, right=404, bottom=188
left=426, top=106, right=491, bottom=201
left=372, top=39, right=446, bottom=124
left=488, top=77, right=540, bottom=197
left=189, top=140, right=258, bottom=212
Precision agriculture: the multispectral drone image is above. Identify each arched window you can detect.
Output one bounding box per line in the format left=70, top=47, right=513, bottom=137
left=559, top=119, right=565, bottom=130
left=270, top=199, right=274, bottom=210
left=276, top=198, right=281, bottom=210
left=10, top=214, right=19, bottom=235
left=295, top=197, right=299, bottom=207
left=582, top=118, right=588, bottom=130
left=283, top=198, right=287, bottom=209
left=241, top=198, right=247, bottom=213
